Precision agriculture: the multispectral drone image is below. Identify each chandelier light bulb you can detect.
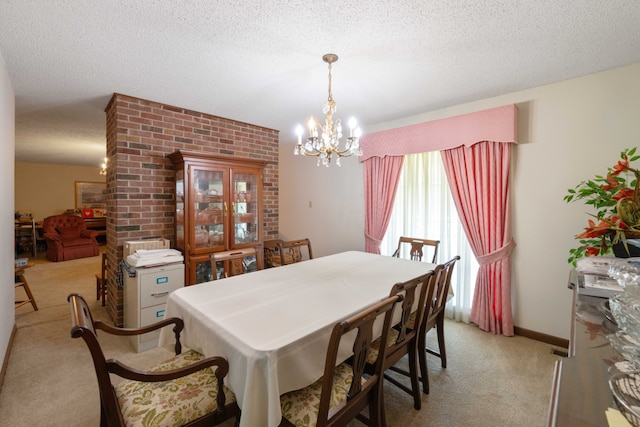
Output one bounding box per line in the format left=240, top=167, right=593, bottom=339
left=348, top=117, right=357, bottom=137
left=296, top=125, right=303, bottom=143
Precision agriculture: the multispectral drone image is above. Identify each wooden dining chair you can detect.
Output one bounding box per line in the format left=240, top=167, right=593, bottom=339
left=417, top=255, right=460, bottom=394
left=364, top=271, right=437, bottom=413
left=210, top=247, right=260, bottom=279
left=392, top=236, right=440, bottom=264
left=95, top=252, right=107, bottom=306
left=67, top=293, right=240, bottom=427
left=263, top=239, right=283, bottom=268
left=279, top=294, right=401, bottom=427
left=276, top=238, right=313, bottom=266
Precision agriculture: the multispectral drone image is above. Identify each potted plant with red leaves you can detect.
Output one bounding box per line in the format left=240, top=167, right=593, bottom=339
left=565, top=148, right=640, bottom=266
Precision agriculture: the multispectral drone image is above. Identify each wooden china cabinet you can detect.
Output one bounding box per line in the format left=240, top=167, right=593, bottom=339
left=168, top=150, right=267, bottom=285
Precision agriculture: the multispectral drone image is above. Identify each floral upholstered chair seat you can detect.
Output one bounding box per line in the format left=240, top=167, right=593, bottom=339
left=364, top=328, right=400, bottom=365
left=115, top=349, right=236, bottom=427
left=280, top=363, right=365, bottom=426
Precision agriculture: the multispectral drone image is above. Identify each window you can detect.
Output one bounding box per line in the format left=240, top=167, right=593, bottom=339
left=381, top=151, right=478, bottom=322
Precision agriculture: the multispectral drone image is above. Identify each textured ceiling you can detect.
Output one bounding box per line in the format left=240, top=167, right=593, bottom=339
left=2, top=1, right=640, bottom=167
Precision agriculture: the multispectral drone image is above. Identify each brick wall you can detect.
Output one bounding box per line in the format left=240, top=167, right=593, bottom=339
left=104, top=93, right=279, bottom=326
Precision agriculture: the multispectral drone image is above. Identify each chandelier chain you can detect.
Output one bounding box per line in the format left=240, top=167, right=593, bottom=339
left=327, top=62, right=333, bottom=103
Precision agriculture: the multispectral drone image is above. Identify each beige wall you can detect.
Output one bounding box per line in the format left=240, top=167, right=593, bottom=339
left=278, top=150, right=365, bottom=258
left=279, top=62, right=640, bottom=340
left=15, top=162, right=105, bottom=222
left=0, top=52, right=15, bottom=373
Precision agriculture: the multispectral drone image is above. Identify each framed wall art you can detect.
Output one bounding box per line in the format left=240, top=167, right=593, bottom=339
left=75, top=181, right=107, bottom=210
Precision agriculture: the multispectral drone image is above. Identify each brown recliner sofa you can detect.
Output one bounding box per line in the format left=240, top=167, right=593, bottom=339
left=42, top=215, right=99, bottom=262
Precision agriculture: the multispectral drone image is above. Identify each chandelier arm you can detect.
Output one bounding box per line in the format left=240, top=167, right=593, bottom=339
left=299, top=150, right=322, bottom=157
left=333, top=147, right=358, bottom=157
left=332, top=136, right=355, bottom=153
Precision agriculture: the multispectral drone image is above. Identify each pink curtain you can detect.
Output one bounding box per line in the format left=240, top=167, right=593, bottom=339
left=441, top=142, right=515, bottom=335
left=363, top=155, right=404, bottom=253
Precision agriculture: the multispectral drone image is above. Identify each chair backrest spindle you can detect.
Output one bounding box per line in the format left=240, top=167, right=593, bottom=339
left=392, top=236, right=440, bottom=264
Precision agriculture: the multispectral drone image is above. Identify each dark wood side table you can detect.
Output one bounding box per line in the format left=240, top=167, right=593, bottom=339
left=15, top=263, right=38, bottom=311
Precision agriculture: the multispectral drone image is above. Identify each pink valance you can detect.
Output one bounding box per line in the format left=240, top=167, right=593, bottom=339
left=359, top=104, right=517, bottom=161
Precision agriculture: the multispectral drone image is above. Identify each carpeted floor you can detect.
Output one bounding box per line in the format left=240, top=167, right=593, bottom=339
left=1, top=251, right=562, bottom=426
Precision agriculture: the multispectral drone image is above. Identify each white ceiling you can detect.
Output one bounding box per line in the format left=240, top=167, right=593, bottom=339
left=2, top=1, right=640, bottom=168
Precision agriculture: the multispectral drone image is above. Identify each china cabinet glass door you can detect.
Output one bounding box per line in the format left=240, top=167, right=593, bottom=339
left=231, top=168, right=260, bottom=247
left=191, top=166, right=227, bottom=254
left=175, top=167, right=186, bottom=251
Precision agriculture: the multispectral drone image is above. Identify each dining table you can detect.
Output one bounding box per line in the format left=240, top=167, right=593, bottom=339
left=159, top=250, right=437, bottom=427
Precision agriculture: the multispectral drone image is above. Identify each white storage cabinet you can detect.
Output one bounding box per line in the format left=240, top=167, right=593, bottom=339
left=124, top=263, right=185, bottom=352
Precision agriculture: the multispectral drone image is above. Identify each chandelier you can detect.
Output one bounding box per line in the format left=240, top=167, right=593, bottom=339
left=99, top=157, right=108, bottom=175
left=294, top=53, right=362, bottom=167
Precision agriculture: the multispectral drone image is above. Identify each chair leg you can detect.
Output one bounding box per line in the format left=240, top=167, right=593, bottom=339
left=418, top=333, right=430, bottom=395
left=436, top=317, right=446, bottom=368
left=374, top=382, right=385, bottom=427
left=101, top=279, right=106, bottom=307
left=408, top=346, right=421, bottom=409
left=23, top=277, right=38, bottom=311
left=96, top=277, right=107, bottom=306
left=426, top=317, right=447, bottom=368
left=386, top=347, right=424, bottom=407
left=100, top=403, right=108, bottom=427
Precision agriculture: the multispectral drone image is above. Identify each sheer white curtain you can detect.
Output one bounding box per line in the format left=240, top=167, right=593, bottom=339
left=381, top=151, right=478, bottom=323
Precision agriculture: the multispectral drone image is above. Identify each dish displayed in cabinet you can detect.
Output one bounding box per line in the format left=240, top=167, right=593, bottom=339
left=195, top=207, right=224, bottom=225
left=235, top=213, right=254, bottom=223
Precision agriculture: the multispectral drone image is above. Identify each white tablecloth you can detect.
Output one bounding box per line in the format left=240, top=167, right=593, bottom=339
left=159, top=251, right=436, bottom=427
